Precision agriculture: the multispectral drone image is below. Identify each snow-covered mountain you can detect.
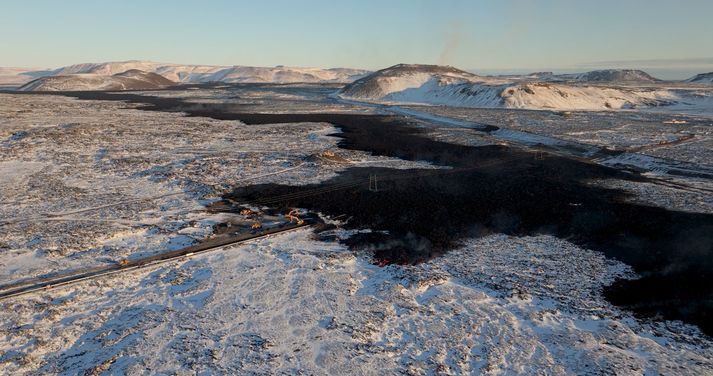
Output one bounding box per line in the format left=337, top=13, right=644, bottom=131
left=686, top=72, right=713, bottom=85
left=340, top=64, right=501, bottom=99
left=563, top=69, right=659, bottom=83
left=339, top=64, right=712, bottom=111
left=3, top=60, right=369, bottom=85
left=184, top=65, right=368, bottom=84
left=18, top=69, right=176, bottom=91
left=473, top=69, right=660, bottom=84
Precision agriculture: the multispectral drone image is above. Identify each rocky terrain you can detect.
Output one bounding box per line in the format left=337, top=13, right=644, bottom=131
left=1, top=77, right=712, bottom=375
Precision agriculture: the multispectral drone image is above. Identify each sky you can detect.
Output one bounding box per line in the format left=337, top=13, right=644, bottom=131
left=1, top=0, right=712, bottom=79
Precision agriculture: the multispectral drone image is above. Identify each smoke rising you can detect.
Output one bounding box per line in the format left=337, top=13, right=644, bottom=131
left=439, top=22, right=464, bottom=66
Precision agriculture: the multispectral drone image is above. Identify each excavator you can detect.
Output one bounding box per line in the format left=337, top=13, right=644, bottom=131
left=285, top=209, right=305, bottom=225
left=239, top=209, right=255, bottom=217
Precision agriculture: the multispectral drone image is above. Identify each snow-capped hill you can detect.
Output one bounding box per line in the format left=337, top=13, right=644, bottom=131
left=366, top=63, right=480, bottom=79
left=339, top=64, right=710, bottom=111
left=50, top=60, right=164, bottom=76
left=18, top=69, right=176, bottom=92
left=498, top=82, right=679, bottom=110
left=49, top=61, right=227, bottom=82
left=0, top=60, right=369, bottom=85
left=45, top=60, right=369, bottom=84
left=339, top=64, right=502, bottom=99
left=686, top=72, right=713, bottom=85
left=187, top=65, right=368, bottom=84
left=112, top=69, right=175, bottom=86
left=567, top=69, right=659, bottom=83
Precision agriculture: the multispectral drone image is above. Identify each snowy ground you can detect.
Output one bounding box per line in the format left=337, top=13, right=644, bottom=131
left=385, top=104, right=713, bottom=215
left=0, top=93, right=432, bottom=285
left=395, top=105, right=713, bottom=165
left=1, top=89, right=712, bottom=375
left=2, top=230, right=712, bottom=374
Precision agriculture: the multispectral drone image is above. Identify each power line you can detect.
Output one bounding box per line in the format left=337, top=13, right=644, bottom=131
left=244, top=154, right=530, bottom=206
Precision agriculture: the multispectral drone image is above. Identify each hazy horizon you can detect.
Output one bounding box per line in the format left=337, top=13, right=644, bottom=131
left=4, top=59, right=710, bottom=81
left=2, top=0, right=713, bottom=79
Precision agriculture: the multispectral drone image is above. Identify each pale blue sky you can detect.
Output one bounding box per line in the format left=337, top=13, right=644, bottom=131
left=1, top=0, right=712, bottom=78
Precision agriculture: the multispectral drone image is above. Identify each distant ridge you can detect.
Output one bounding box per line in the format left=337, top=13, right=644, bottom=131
left=686, top=72, right=713, bottom=84
left=339, top=63, right=712, bottom=111
left=18, top=69, right=176, bottom=91
left=567, top=69, right=659, bottom=83
left=5, top=60, right=370, bottom=86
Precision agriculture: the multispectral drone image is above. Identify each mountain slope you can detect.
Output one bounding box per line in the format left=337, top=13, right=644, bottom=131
left=45, top=60, right=369, bottom=84
left=112, top=69, right=175, bottom=86
left=566, top=69, right=659, bottom=83
left=339, top=64, right=709, bottom=111
left=340, top=64, right=503, bottom=98
left=686, top=72, right=713, bottom=85
left=18, top=70, right=176, bottom=91
left=50, top=61, right=166, bottom=76
left=1, top=60, right=370, bottom=85
left=193, top=66, right=368, bottom=83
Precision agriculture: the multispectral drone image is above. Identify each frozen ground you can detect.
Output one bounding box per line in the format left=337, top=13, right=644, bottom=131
left=0, top=93, right=433, bottom=285
left=385, top=104, right=713, bottom=213
left=399, top=105, right=713, bottom=165
left=1, top=89, right=713, bottom=374
left=2, top=229, right=712, bottom=375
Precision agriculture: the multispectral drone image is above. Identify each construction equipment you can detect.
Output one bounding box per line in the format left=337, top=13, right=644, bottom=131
left=251, top=222, right=262, bottom=230
left=239, top=209, right=255, bottom=217
left=118, top=259, right=130, bottom=267
left=285, top=209, right=304, bottom=225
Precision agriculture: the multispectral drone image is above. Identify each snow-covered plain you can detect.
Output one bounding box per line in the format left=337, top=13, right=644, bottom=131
left=0, top=93, right=433, bottom=285
left=2, top=228, right=712, bottom=374
left=395, top=105, right=713, bottom=162
left=1, top=89, right=712, bottom=374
